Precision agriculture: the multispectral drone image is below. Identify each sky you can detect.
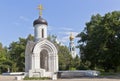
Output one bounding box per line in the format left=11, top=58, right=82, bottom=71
left=0, top=0, right=120, bottom=48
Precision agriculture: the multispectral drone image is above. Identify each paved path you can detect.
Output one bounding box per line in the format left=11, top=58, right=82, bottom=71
left=1, top=75, right=120, bottom=81
left=0, top=75, right=15, bottom=81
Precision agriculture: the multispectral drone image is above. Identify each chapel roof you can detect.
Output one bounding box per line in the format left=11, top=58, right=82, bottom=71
left=33, top=16, right=48, bottom=26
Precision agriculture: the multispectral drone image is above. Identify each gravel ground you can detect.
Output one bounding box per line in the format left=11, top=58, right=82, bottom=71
left=1, top=75, right=120, bottom=81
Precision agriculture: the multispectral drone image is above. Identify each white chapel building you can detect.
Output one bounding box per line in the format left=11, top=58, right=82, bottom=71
left=25, top=5, right=58, bottom=78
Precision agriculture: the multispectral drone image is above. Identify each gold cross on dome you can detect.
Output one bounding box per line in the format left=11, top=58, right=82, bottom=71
left=38, top=4, right=44, bottom=16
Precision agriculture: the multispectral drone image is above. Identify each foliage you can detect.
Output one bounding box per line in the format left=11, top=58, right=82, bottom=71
left=58, top=45, right=72, bottom=70
left=47, top=34, right=57, bottom=44
left=8, top=34, right=33, bottom=72
left=77, top=11, right=120, bottom=72
left=72, top=55, right=81, bottom=70
left=0, top=43, right=10, bottom=73
left=0, top=34, right=80, bottom=73
left=0, top=43, right=7, bottom=61
left=48, top=34, right=80, bottom=70
left=24, top=77, right=51, bottom=80
left=8, top=38, right=26, bottom=72
left=69, top=67, right=76, bottom=70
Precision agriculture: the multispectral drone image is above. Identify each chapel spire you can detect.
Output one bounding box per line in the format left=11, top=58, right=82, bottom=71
left=33, top=4, right=48, bottom=42
left=38, top=4, right=44, bottom=16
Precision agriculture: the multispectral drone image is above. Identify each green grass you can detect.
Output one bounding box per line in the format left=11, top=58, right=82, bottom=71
left=24, top=77, right=51, bottom=80
left=100, top=72, right=119, bottom=76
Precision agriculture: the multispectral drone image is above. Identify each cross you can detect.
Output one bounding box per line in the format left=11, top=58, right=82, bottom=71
left=38, top=4, right=44, bottom=16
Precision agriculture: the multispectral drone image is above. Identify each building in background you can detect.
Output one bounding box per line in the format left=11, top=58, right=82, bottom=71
left=69, top=32, right=77, bottom=58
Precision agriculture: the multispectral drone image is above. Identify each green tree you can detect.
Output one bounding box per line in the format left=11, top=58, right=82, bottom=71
left=8, top=34, right=34, bottom=72
left=77, top=11, right=120, bottom=72
left=0, top=43, right=11, bottom=73
left=2, top=34, right=79, bottom=72
left=27, top=34, right=34, bottom=41
left=0, top=43, right=6, bottom=61
left=48, top=34, right=57, bottom=44
left=72, top=55, right=81, bottom=70
left=8, top=38, right=26, bottom=72
left=58, top=45, right=72, bottom=70
left=47, top=34, right=76, bottom=70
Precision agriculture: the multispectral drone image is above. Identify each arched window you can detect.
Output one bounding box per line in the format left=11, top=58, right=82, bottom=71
left=42, top=29, right=44, bottom=38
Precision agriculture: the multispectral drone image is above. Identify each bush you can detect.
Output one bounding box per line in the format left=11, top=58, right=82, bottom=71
left=69, top=67, right=76, bottom=71
left=24, top=77, right=51, bottom=80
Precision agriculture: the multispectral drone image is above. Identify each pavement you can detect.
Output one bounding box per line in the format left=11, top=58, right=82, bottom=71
left=1, top=75, right=120, bottom=81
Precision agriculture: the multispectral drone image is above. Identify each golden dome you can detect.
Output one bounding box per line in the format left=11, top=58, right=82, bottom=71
left=69, top=33, right=74, bottom=41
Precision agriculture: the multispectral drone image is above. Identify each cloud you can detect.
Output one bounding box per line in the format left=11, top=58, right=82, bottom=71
left=59, top=36, right=69, bottom=43
left=13, top=22, right=20, bottom=26
left=59, top=31, right=79, bottom=37
left=47, top=26, right=53, bottom=30
left=47, top=25, right=79, bottom=45
left=60, top=27, right=73, bottom=31
left=72, top=32, right=79, bottom=37
left=58, top=31, right=79, bottom=44
left=12, top=16, right=30, bottom=26
left=19, top=16, right=29, bottom=22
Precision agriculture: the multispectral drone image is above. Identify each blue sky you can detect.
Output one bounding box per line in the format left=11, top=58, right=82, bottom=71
left=0, top=0, right=120, bottom=47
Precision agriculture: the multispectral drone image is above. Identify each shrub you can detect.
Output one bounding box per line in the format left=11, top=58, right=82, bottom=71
left=24, top=77, right=51, bottom=80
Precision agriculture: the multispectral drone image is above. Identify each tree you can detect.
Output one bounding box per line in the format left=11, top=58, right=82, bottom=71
left=77, top=11, right=120, bottom=72
left=8, top=34, right=34, bottom=72
left=58, top=45, right=72, bottom=70
left=0, top=43, right=6, bottom=61
left=72, top=55, right=81, bottom=70
left=8, top=38, right=26, bottom=72
left=1, top=34, right=79, bottom=72
left=0, top=43, right=11, bottom=73
left=47, top=34, right=73, bottom=70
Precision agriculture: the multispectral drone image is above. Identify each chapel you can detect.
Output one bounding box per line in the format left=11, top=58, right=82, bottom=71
left=25, top=5, right=58, bottom=78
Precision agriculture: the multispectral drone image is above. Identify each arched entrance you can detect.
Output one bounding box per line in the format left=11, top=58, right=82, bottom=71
left=40, top=49, right=49, bottom=71
left=26, top=40, right=58, bottom=77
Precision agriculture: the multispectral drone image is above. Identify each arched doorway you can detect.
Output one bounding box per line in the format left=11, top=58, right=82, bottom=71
left=40, top=49, right=49, bottom=71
